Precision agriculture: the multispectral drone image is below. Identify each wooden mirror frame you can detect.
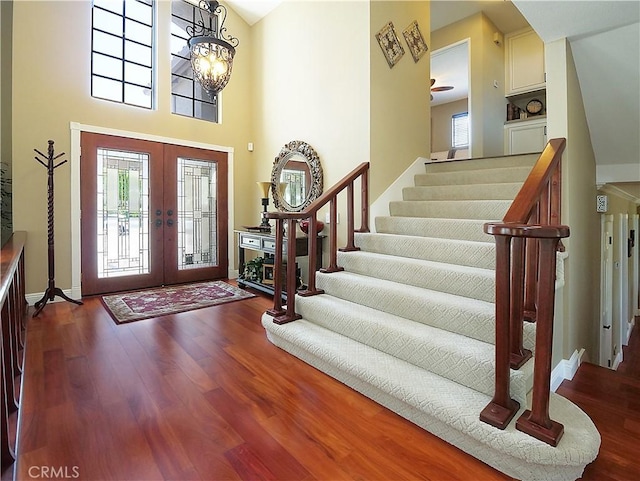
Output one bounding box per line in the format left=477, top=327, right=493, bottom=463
left=271, top=140, right=323, bottom=212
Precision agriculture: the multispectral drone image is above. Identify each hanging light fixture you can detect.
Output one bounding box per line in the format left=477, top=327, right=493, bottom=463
left=187, top=0, right=239, bottom=96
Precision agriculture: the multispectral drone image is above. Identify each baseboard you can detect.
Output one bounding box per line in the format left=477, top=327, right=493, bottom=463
left=228, top=269, right=239, bottom=279
left=550, top=348, right=586, bottom=392
left=26, top=287, right=82, bottom=307
left=612, top=350, right=624, bottom=370
left=627, top=317, right=635, bottom=344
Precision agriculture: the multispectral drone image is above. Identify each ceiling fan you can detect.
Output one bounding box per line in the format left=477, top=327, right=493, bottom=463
left=430, top=78, right=454, bottom=100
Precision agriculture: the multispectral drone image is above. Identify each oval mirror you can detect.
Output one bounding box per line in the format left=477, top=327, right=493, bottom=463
left=271, top=140, right=323, bottom=212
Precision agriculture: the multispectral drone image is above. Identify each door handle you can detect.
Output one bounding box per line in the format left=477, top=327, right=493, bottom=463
left=167, top=219, right=174, bottom=227
left=155, top=219, right=163, bottom=227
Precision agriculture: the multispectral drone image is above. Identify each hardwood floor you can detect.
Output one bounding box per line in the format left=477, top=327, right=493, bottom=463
left=9, top=288, right=640, bottom=481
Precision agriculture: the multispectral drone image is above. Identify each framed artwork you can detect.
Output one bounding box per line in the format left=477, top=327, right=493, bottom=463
left=262, top=264, right=275, bottom=285
left=403, top=20, right=428, bottom=63
left=375, top=22, right=405, bottom=68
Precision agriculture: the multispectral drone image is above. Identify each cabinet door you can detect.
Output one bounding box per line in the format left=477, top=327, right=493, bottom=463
left=506, top=28, right=545, bottom=95
left=505, top=120, right=547, bottom=155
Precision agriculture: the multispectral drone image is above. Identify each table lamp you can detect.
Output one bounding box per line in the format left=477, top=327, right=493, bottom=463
left=257, top=181, right=272, bottom=231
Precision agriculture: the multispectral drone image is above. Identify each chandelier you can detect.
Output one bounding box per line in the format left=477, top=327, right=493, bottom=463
left=187, top=1, right=239, bottom=96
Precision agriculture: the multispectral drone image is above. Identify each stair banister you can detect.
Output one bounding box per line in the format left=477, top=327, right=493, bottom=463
left=480, top=138, right=568, bottom=447
left=266, top=162, right=370, bottom=324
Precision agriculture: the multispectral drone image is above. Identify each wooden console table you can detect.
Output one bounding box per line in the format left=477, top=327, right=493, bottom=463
left=235, top=230, right=324, bottom=298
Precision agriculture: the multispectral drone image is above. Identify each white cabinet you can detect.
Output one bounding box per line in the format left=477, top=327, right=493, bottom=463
left=505, top=28, right=545, bottom=95
left=504, top=117, right=547, bottom=155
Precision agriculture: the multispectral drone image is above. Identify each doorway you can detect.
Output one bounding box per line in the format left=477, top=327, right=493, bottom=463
left=599, top=214, right=614, bottom=368
left=80, top=132, right=228, bottom=296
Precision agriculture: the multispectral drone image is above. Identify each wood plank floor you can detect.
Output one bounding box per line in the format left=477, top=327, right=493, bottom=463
left=9, top=286, right=640, bottom=480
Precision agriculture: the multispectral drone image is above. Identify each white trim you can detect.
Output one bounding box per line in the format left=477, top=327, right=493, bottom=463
left=68, top=122, right=236, bottom=297
left=550, top=348, right=585, bottom=392
left=598, top=182, right=640, bottom=205
left=596, top=163, right=640, bottom=187
left=612, top=350, right=624, bottom=370
left=626, top=317, right=635, bottom=344
left=369, top=156, right=428, bottom=232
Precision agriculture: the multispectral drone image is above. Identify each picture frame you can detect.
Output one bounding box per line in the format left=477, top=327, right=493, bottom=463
left=403, top=20, right=428, bottom=63
left=375, top=22, right=405, bottom=69
left=262, top=264, right=275, bottom=285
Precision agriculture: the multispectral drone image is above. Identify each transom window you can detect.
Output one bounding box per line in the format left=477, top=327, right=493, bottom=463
left=170, top=0, right=219, bottom=123
left=91, top=0, right=155, bottom=109
left=452, top=112, right=469, bottom=148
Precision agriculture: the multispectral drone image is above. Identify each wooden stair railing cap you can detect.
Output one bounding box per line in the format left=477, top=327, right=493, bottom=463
left=484, top=223, right=570, bottom=239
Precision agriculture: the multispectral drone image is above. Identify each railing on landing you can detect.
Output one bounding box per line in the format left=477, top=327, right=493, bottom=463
left=1, top=231, right=28, bottom=471
left=479, top=138, right=567, bottom=447
left=265, top=162, right=369, bottom=324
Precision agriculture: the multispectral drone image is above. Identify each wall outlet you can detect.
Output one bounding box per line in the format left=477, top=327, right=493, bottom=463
left=325, top=212, right=339, bottom=224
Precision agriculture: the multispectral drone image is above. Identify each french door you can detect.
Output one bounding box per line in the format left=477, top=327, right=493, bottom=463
left=80, top=132, right=228, bottom=296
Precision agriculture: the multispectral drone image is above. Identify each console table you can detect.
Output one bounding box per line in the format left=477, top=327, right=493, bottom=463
left=235, top=230, right=324, bottom=298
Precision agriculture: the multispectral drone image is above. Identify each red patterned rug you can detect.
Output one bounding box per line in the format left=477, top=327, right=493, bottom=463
left=101, top=281, right=256, bottom=324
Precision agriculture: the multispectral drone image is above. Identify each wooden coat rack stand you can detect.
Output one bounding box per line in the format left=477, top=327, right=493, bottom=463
left=33, top=140, right=83, bottom=317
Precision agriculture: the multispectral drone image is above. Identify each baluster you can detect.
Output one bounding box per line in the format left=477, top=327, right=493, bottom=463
left=510, top=237, right=532, bottom=369
left=299, top=214, right=324, bottom=297
left=267, top=219, right=286, bottom=318
left=340, top=183, right=359, bottom=252
left=480, top=234, right=520, bottom=429
left=516, top=236, right=565, bottom=446
left=274, top=218, right=302, bottom=325
left=524, top=208, right=539, bottom=322
left=539, top=182, right=551, bottom=226
left=1, top=302, right=16, bottom=468
left=321, top=197, right=344, bottom=274
left=358, top=169, right=370, bottom=233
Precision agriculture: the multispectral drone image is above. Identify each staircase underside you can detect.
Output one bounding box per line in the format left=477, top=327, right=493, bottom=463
left=261, top=154, right=600, bottom=480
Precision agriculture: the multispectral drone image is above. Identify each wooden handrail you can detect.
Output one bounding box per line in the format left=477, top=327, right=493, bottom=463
left=480, top=138, right=568, bottom=447
left=1, top=231, right=28, bottom=471
left=265, top=162, right=370, bottom=324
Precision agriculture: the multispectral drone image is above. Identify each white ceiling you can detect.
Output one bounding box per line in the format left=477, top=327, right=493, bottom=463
left=226, top=0, right=282, bottom=26
left=430, top=0, right=530, bottom=33
left=430, top=42, right=469, bottom=106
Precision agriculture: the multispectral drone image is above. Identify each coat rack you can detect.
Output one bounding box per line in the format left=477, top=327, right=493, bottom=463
left=32, top=140, right=83, bottom=317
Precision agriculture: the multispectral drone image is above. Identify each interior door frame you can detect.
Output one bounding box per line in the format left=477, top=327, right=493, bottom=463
left=599, top=214, right=614, bottom=368
left=70, top=122, right=236, bottom=299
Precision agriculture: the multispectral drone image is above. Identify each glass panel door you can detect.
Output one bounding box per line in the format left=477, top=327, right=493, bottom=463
left=81, top=133, right=228, bottom=296
left=81, top=132, right=164, bottom=296
left=163, top=144, right=228, bottom=285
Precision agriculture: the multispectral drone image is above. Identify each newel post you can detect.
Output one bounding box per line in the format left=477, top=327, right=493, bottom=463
left=480, top=232, right=520, bottom=429
left=267, top=219, right=286, bottom=318
left=274, top=218, right=302, bottom=325
left=515, top=233, right=567, bottom=446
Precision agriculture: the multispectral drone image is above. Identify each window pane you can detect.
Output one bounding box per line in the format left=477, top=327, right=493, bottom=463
left=94, top=0, right=123, bottom=15
left=177, top=158, right=218, bottom=270
left=172, top=95, right=193, bottom=116
left=125, top=0, right=152, bottom=26
left=125, top=19, right=152, bottom=45
left=171, top=0, right=194, bottom=22
left=171, top=55, right=192, bottom=79
left=172, top=76, right=193, bottom=97
left=125, top=62, right=151, bottom=87
left=125, top=40, right=152, bottom=66
left=195, top=100, right=216, bottom=122
left=125, top=83, right=152, bottom=108
left=452, top=112, right=469, bottom=148
left=93, top=76, right=123, bottom=102
left=93, top=8, right=123, bottom=36
left=93, top=30, right=123, bottom=58
left=171, top=16, right=192, bottom=40
left=93, top=53, right=123, bottom=80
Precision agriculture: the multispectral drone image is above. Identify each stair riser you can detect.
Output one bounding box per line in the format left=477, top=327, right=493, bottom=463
left=389, top=200, right=511, bottom=220
left=415, top=167, right=532, bottom=186
left=337, top=251, right=496, bottom=303
left=424, top=153, right=538, bottom=173
left=354, top=232, right=496, bottom=270
left=375, top=217, right=492, bottom=243
left=402, top=183, right=522, bottom=201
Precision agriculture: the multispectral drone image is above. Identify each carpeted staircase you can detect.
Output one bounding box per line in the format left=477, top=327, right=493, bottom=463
left=262, top=154, right=600, bottom=481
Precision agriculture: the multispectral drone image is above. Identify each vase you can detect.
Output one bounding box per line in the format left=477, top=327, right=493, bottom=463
left=299, top=219, right=325, bottom=235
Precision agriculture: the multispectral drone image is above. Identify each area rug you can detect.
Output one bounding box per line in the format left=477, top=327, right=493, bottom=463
left=102, top=281, right=256, bottom=324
